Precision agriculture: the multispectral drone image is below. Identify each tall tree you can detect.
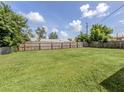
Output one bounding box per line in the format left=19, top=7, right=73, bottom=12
left=0, top=2, right=28, bottom=47
left=36, top=27, right=46, bottom=41
left=49, top=32, right=58, bottom=39
left=22, top=26, right=34, bottom=41
left=75, top=32, right=90, bottom=42
left=90, top=24, right=113, bottom=42
left=68, top=38, right=72, bottom=41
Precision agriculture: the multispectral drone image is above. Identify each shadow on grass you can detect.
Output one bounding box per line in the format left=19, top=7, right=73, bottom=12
left=100, top=67, right=124, bottom=92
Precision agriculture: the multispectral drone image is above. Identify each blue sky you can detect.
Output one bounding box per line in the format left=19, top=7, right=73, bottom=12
left=6, top=1, right=124, bottom=40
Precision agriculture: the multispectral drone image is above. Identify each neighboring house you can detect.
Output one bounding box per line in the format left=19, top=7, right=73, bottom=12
left=40, top=39, right=70, bottom=42
left=29, top=39, right=70, bottom=43
left=109, top=36, right=124, bottom=41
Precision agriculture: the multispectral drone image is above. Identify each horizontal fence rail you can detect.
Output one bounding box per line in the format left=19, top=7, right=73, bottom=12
left=19, top=41, right=124, bottom=51
left=19, top=42, right=83, bottom=51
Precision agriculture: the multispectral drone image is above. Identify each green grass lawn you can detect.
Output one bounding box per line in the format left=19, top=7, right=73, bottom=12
left=0, top=48, right=124, bottom=92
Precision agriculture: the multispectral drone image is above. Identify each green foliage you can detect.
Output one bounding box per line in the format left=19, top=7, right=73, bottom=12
left=90, top=24, right=113, bottom=42
left=68, top=38, right=72, bottom=41
left=22, top=26, right=34, bottom=41
left=0, top=2, right=28, bottom=47
left=36, top=27, right=46, bottom=41
left=75, top=32, right=90, bottom=42
left=75, top=24, right=113, bottom=43
left=49, top=32, right=58, bottom=39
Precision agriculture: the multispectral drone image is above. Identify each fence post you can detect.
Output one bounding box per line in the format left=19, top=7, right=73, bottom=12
left=61, top=42, right=63, bottom=49
left=24, top=42, right=26, bottom=51
left=82, top=42, right=84, bottom=47
left=17, top=43, right=19, bottom=51
left=120, top=41, right=122, bottom=48
left=77, top=42, right=78, bottom=48
left=17, top=46, right=19, bottom=52
left=51, top=42, right=53, bottom=49
left=69, top=42, right=71, bottom=48
left=39, top=43, right=41, bottom=50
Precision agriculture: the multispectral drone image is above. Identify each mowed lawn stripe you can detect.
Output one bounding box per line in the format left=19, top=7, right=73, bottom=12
left=0, top=48, right=124, bottom=91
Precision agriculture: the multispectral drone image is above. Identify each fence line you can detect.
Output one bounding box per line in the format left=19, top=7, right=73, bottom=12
left=19, top=41, right=124, bottom=51
left=0, top=47, right=12, bottom=54
left=19, top=42, right=83, bottom=51
left=83, top=41, right=124, bottom=49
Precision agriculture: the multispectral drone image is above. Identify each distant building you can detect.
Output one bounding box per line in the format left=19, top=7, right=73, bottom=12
left=30, top=38, right=70, bottom=42
left=40, top=39, right=69, bottom=42
left=109, top=36, right=124, bottom=41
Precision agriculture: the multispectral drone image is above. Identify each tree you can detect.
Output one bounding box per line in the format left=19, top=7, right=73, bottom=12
left=22, top=26, right=34, bottom=41
left=90, top=24, right=113, bottom=42
left=49, top=32, right=58, bottom=39
left=26, top=28, right=34, bottom=40
left=68, top=38, right=72, bottom=41
left=36, top=27, right=46, bottom=41
left=0, top=2, right=28, bottom=47
left=75, top=32, right=90, bottom=42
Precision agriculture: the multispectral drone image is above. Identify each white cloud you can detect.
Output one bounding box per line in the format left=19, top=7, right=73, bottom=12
left=69, top=20, right=82, bottom=32
left=97, top=12, right=109, bottom=17
left=96, top=3, right=109, bottom=13
left=119, top=20, right=124, bottom=24
left=43, top=26, right=48, bottom=32
left=84, top=10, right=97, bottom=18
left=80, top=4, right=90, bottom=12
left=46, top=35, right=49, bottom=39
left=51, top=28, right=59, bottom=32
left=60, top=31, right=68, bottom=38
left=22, top=12, right=45, bottom=23
left=80, top=3, right=109, bottom=18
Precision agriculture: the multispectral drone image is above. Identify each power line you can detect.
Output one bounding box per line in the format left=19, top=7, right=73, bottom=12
left=99, top=4, right=124, bottom=23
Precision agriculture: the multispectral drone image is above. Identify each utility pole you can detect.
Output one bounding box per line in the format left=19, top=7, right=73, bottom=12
left=86, top=22, right=88, bottom=35
left=85, top=18, right=88, bottom=35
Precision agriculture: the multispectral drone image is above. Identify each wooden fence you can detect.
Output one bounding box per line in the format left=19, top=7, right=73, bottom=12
left=19, top=41, right=124, bottom=51
left=0, top=47, right=12, bottom=54
left=19, top=41, right=83, bottom=51
left=83, top=41, right=124, bottom=49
